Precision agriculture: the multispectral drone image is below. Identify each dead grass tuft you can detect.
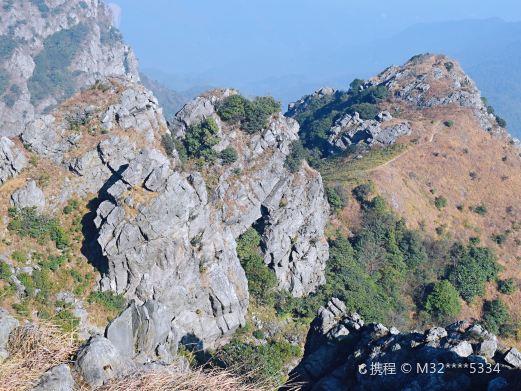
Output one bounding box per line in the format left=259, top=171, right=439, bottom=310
left=0, top=322, right=79, bottom=391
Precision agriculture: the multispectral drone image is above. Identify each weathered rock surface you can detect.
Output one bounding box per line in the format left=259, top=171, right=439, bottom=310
left=0, top=137, right=27, bottom=184
left=91, top=89, right=329, bottom=361
left=32, top=364, right=75, bottom=391
left=0, top=309, right=19, bottom=361
left=288, top=299, right=521, bottom=390
left=0, top=0, right=139, bottom=136
left=11, top=180, right=46, bottom=211
left=369, top=53, right=499, bottom=133
left=328, top=111, right=411, bottom=150
left=75, top=335, right=135, bottom=389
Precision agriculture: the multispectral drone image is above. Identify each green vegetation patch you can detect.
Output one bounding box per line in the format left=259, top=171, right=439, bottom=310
left=217, top=94, right=280, bottom=134
left=424, top=280, right=461, bottom=319
left=88, top=291, right=127, bottom=312
left=8, top=207, right=70, bottom=249
left=28, top=23, right=89, bottom=105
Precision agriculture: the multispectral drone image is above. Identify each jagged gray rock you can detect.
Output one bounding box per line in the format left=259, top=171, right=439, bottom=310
left=0, top=309, right=19, bottom=361
left=32, top=364, right=75, bottom=391
left=75, top=335, right=135, bottom=389
left=288, top=299, right=521, bottom=390
left=10, top=180, right=46, bottom=211
left=0, top=137, right=27, bottom=184
left=0, top=0, right=139, bottom=136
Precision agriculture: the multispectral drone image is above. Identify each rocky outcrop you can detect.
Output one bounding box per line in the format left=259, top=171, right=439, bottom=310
left=32, top=364, right=75, bottom=391
left=0, top=0, right=139, bottom=136
left=90, top=89, right=329, bottom=361
left=0, top=137, right=27, bottom=184
left=369, top=53, right=499, bottom=133
left=11, top=180, right=46, bottom=211
left=328, top=111, right=411, bottom=150
left=288, top=299, right=521, bottom=390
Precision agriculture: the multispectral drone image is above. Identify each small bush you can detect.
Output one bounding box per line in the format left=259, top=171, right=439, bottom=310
left=10, top=250, right=27, bottom=263
left=88, top=291, right=127, bottom=312
left=63, top=199, right=79, bottom=215
left=0, top=261, right=12, bottom=280
left=285, top=140, right=307, bottom=173
left=444, top=62, right=454, bottom=72
left=213, top=339, right=300, bottom=386
left=443, top=120, right=454, bottom=128
left=471, top=204, right=488, bottom=216
left=54, top=309, right=80, bottom=333
left=184, top=118, right=220, bottom=162
left=217, top=95, right=247, bottom=122
left=434, top=196, right=447, bottom=210
left=326, top=186, right=346, bottom=211
left=498, top=278, right=517, bottom=295
left=496, top=116, right=507, bottom=128
left=482, top=299, right=511, bottom=336
left=424, top=280, right=461, bottom=319
left=237, top=228, right=277, bottom=306
left=352, top=183, right=374, bottom=203
left=219, top=146, right=238, bottom=164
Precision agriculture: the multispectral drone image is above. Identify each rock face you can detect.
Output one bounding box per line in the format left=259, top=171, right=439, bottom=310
left=11, top=180, right=46, bottom=211
left=288, top=299, right=521, bottom=390
left=0, top=137, right=27, bottom=184
left=368, top=53, right=499, bottom=133
left=91, top=89, right=329, bottom=361
left=0, top=0, right=139, bottom=136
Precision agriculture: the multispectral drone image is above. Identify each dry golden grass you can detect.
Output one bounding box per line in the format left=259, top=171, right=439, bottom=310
left=96, top=367, right=278, bottom=391
left=0, top=322, right=79, bottom=391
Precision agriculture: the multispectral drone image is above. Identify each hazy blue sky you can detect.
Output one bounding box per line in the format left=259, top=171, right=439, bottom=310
left=112, top=0, right=521, bottom=75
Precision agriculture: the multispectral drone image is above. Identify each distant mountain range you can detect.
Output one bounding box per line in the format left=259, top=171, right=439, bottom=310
left=143, top=18, right=521, bottom=137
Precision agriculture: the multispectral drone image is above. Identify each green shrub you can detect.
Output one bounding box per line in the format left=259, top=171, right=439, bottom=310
left=33, top=269, right=52, bottom=300
left=349, top=102, right=379, bottom=120
left=40, top=254, right=67, bottom=271
left=28, top=23, right=89, bottom=104
left=498, top=278, right=517, bottom=295
left=496, top=116, right=507, bottom=128
left=0, top=261, right=12, bottom=280
left=482, top=299, right=511, bottom=336
left=54, top=309, right=80, bottom=332
left=184, top=118, right=220, bottom=162
left=10, top=250, right=27, bottom=263
left=8, top=208, right=70, bottom=249
left=213, top=339, right=300, bottom=386
left=237, top=228, right=277, bottom=306
left=252, top=330, right=265, bottom=340
left=434, top=196, right=448, bottom=210
left=444, top=62, right=454, bottom=72
left=88, top=291, right=126, bottom=312
left=217, top=95, right=247, bottom=122
left=471, top=204, right=488, bottom=216
left=326, top=186, right=346, bottom=211
left=447, top=244, right=500, bottom=302
left=219, top=146, right=238, bottom=164
left=18, top=273, right=35, bottom=297
left=285, top=140, right=307, bottom=173
left=63, top=199, right=79, bottom=215
left=217, top=94, right=280, bottom=134
left=424, top=280, right=461, bottom=319
left=491, top=232, right=508, bottom=245
left=352, top=183, right=374, bottom=203
left=443, top=120, right=454, bottom=128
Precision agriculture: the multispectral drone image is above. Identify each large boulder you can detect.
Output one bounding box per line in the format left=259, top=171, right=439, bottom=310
left=0, top=137, right=27, bottom=184
left=32, top=364, right=75, bottom=391
left=11, top=180, right=46, bottom=211
left=75, top=336, right=135, bottom=389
